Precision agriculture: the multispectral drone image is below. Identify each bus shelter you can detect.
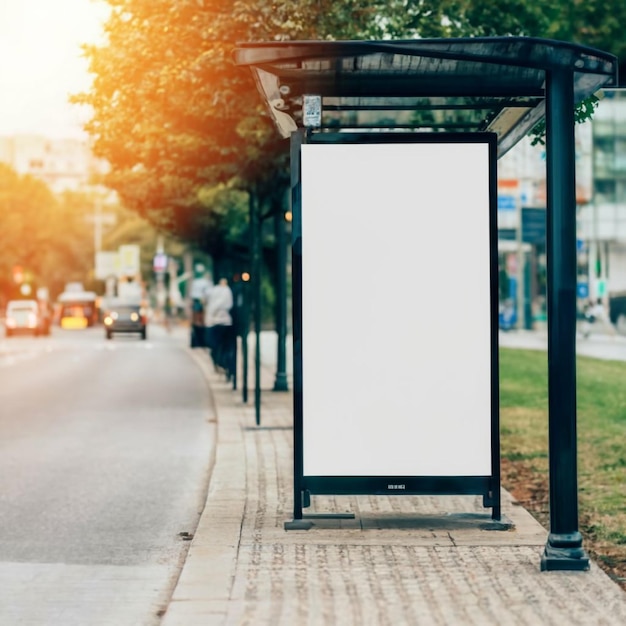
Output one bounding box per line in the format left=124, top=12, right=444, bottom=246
left=234, top=37, right=618, bottom=571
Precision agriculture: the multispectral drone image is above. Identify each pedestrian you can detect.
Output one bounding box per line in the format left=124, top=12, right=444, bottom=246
left=581, top=298, right=614, bottom=338
left=190, top=272, right=213, bottom=348
left=204, top=277, right=235, bottom=375
left=163, top=295, right=173, bottom=333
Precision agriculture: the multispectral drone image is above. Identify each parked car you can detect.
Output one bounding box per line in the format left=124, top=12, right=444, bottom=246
left=103, top=303, right=147, bottom=340
left=4, top=299, right=50, bottom=337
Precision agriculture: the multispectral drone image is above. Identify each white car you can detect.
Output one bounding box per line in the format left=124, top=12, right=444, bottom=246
left=4, top=299, right=50, bottom=337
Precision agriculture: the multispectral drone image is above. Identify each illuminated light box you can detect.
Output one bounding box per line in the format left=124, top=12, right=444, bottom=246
left=289, top=132, right=501, bottom=525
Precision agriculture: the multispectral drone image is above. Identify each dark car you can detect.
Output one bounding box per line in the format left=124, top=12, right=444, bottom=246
left=103, top=304, right=147, bottom=340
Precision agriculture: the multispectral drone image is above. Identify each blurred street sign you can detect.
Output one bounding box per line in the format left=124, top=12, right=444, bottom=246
left=521, top=207, right=546, bottom=244
left=118, top=244, right=141, bottom=277
left=498, top=195, right=516, bottom=210
left=95, top=251, right=118, bottom=279
left=153, top=252, right=167, bottom=273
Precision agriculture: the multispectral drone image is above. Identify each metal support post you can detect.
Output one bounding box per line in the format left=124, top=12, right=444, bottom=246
left=291, top=129, right=305, bottom=520
left=542, top=67, right=589, bottom=571
left=241, top=279, right=250, bottom=403
left=249, top=191, right=262, bottom=425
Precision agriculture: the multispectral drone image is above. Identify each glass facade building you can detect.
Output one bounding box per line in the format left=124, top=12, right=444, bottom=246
left=578, top=89, right=626, bottom=316
left=497, top=89, right=626, bottom=328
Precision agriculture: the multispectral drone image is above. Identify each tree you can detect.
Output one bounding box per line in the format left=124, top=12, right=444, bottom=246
left=0, top=165, right=96, bottom=301
left=74, top=1, right=270, bottom=250
left=74, top=1, right=468, bottom=252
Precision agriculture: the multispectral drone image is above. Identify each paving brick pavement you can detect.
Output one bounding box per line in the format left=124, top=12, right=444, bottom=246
left=162, top=343, right=626, bottom=626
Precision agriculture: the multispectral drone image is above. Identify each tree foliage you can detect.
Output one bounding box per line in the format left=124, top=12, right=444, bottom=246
left=75, top=0, right=625, bottom=262
left=75, top=1, right=273, bottom=250
left=74, top=0, right=471, bottom=255
left=0, top=164, right=95, bottom=301
left=0, top=162, right=173, bottom=304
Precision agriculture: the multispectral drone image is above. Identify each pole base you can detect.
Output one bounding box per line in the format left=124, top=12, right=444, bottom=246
left=273, top=373, right=289, bottom=392
left=284, top=512, right=356, bottom=531
left=284, top=519, right=314, bottom=530
left=541, top=532, right=590, bottom=571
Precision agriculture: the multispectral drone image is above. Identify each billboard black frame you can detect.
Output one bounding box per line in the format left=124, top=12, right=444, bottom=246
left=288, top=130, right=501, bottom=528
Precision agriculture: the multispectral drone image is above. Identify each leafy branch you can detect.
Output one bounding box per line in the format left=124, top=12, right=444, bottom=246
left=530, top=94, right=600, bottom=146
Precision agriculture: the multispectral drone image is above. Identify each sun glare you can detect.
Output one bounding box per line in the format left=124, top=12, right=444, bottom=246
left=0, top=0, right=109, bottom=138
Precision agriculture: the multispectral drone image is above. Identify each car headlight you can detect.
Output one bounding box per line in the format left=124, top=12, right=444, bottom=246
left=104, top=316, right=113, bottom=326
left=130, top=312, right=139, bottom=322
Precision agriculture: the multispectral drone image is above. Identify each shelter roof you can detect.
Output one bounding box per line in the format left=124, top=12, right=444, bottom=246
left=234, top=37, right=618, bottom=157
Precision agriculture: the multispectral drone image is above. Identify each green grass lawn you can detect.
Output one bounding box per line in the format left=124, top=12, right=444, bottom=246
left=500, top=347, right=626, bottom=583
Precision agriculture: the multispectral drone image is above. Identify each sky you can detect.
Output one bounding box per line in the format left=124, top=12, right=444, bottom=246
left=0, top=0, right=110, bottom=138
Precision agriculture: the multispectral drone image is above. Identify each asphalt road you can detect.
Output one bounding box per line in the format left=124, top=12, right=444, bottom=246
left=0, top=322, right=215, bottom=626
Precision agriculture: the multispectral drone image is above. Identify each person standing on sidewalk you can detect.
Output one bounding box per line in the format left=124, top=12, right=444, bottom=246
left=581, top=298, right=615, bottom=338
left=204, top=277, right=235, bottom=376
left=190, top=272, right=213, bottom=348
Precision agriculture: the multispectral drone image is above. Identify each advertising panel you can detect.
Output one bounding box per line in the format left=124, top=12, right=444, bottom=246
left=300, top=138, right=495, bottom=478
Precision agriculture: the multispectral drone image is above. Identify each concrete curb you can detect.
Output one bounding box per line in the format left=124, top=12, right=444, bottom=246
left=162, top=356, right=245, bottom=626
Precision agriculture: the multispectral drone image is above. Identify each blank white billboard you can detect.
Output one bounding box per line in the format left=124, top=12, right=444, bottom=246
left=300, top=139, right=494, bottom=477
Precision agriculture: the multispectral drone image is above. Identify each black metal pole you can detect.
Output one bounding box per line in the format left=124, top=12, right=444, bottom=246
left=241, top=277, right=249, bottom=403
left=231, top=280, right=244, bottom=392
left=251, top=191, right=262, bottom=426
left=273, top=192, right=289, bottom=392
left=291, top=130, right=305, bottom=521
left=488, top=133, right=502, bottom=522
left=541, top=68, right=589, bottom=571
left=242, top=199, right=255, bottom=405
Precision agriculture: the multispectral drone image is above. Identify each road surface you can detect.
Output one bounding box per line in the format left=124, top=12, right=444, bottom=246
left=0, top=323, right=214, bottom=626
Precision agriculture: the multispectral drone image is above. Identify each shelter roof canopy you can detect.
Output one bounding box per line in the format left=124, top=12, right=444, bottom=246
left=234, top=37, right=618, bottom=157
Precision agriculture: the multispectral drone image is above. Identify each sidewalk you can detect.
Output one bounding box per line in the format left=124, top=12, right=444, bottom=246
left=162, top=333, right=626, bottom=626
left=500, top=325, right=626, bottom=362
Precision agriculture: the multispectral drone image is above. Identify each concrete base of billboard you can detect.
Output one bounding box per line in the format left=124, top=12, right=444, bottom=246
left=284, top=512, right=356, bottom=531
left=285, top=511, right=513, bottom=532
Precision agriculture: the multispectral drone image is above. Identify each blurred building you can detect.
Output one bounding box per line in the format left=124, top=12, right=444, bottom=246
left=0, top=134, right=108, bottom=194
left=497, top=88, right=626, bottom=329
left=579, top=90, right=626, bottom=304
